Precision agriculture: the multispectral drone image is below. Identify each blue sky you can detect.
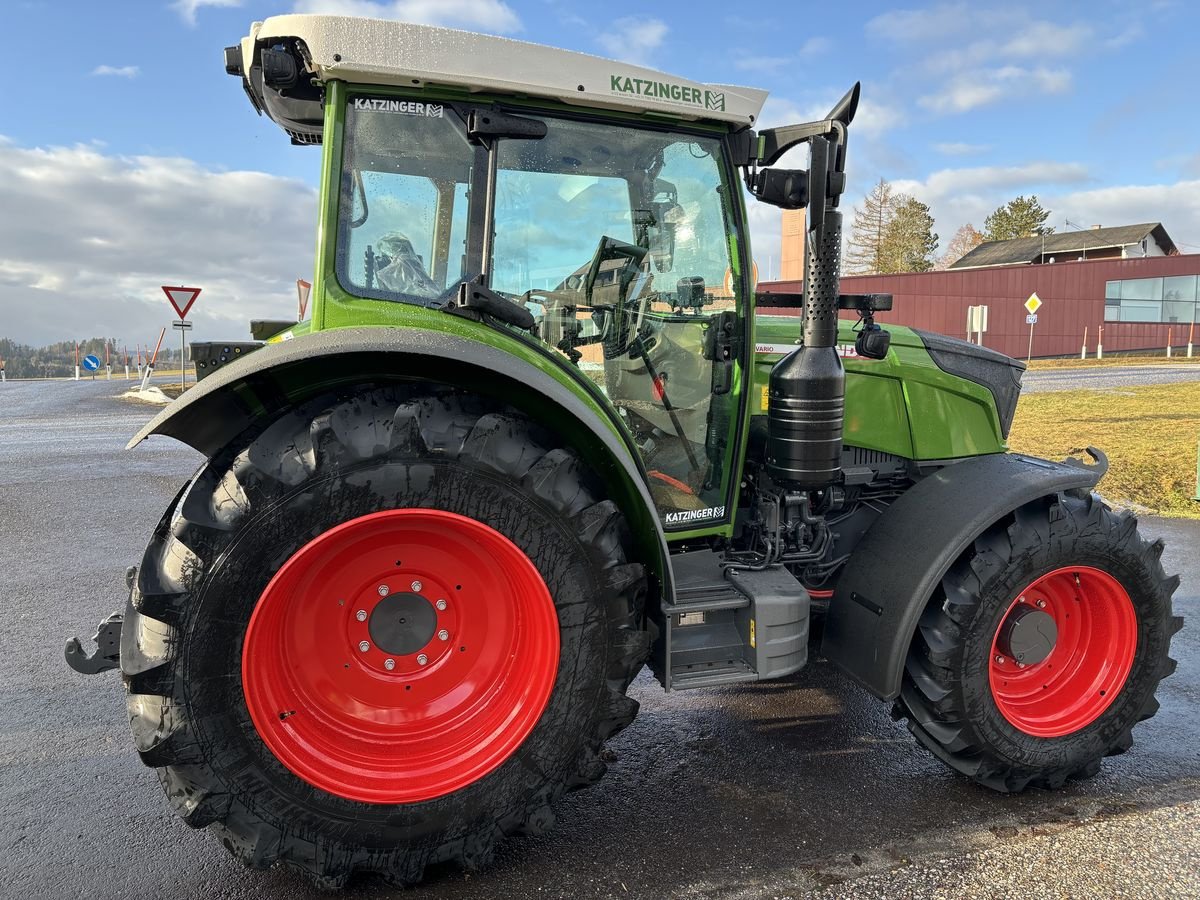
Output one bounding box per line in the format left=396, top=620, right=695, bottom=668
left=2, top=0, right=1199, bottom=344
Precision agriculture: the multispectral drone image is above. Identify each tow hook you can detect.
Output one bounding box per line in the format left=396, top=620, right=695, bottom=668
left=65, top=566, right=134, bottom=675
left=65, top=612, right=124, bottom=674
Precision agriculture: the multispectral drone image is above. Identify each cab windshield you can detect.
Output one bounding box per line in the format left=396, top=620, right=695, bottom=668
left=337, top=96, right=743, bottom=525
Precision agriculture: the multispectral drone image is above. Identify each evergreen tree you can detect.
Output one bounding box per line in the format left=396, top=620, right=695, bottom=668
left=878, top=196, right=939, bottom=273
left=844, top=178, right=896, bottom=274
left=983, top=195, right=1054, bottom=241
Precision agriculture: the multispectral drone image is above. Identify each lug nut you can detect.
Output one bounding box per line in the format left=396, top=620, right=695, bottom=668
left=436, top=599, right=447, bottom=611
left=438, top=629, right=449, bottom=641
left=411, top=580, right=423, bottom=592
left=377, top=584, right=389, bottom=597
left=384, top=658, right=395, bottom=670
left=355, top=609, right=367, bottom=622
left=995, top=655, right=1005, bottom=664
left=359, top=640, right=370, bottom=652
left=417, top=653, right=429, bottom=666
left=1036, top=599, right=1046, bottom=609
left=1018, top=595, right=1026, bottom=604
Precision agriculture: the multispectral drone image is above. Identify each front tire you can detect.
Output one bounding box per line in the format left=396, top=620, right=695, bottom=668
left=120, top=385, right=650, bottom=886
left=896, top=491, right=1181, bottom=792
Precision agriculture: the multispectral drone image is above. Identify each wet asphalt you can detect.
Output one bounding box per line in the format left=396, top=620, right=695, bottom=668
left=1, top=378, right=1198, bottom=900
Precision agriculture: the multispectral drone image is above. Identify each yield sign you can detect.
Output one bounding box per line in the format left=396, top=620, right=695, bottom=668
left=162, top=285, right=202, bottom=319
left=1024, top=292, right=1043, bottom=315
left=297, top=279, right=312, bottom=319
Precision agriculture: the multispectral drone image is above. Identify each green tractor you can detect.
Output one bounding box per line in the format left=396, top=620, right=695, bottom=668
left=67, top=13, right=1181, bottom=888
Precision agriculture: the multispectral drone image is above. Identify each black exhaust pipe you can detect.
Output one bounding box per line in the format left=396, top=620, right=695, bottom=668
left=766, top=133, right=845, bottom=489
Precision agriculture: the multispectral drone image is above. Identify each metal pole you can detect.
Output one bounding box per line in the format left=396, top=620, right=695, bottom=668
left=180, top=326, right=187, bottom=387
left=1027, top=321, right=1035, bottom=362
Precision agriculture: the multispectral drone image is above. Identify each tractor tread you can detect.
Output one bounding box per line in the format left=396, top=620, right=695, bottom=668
left=120, top=384, right=650, bottom=888
left=895, top=491, right=1181, bottom=793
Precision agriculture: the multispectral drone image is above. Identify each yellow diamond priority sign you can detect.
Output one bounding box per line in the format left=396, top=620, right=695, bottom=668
left=1025, top=292, right=1043, bottom=315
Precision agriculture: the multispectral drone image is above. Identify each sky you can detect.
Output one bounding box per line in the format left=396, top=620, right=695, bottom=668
left=1, top=0, right=1198, bottom=346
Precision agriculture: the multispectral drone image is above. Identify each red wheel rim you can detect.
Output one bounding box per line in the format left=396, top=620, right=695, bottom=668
left=242, top=509, right=560, bottom=804
left=989, top=565, right=1137, bottom=738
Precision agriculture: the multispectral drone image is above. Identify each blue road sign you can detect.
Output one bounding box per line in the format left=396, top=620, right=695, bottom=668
left=82, top=354, right=101, bottom=372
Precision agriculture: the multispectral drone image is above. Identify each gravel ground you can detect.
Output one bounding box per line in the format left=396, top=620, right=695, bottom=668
left=1, top=379, right=1196, bottom=899
left=822, top=801, right=1200, bottom=899
left=1022, top=363, right=1200, bottom=393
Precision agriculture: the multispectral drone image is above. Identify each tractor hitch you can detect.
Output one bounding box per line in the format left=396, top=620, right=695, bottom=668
left=65, top=565, right=133, bottom=675
left=65, top=612, right=123, bottom=675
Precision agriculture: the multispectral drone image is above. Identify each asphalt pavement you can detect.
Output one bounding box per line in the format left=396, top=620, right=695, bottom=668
left=1022, top=362, right=1200, bottom=393
left=1, top=379, right=1198, bottom=900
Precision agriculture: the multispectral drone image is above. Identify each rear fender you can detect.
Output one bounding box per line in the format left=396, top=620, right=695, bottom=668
left=821, top=450, right=1107, bottom=700
left=129, top=326, right=672, bottom=606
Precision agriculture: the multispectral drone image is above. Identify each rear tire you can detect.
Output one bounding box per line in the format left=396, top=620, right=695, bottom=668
left=896, top=491, right=1181, bottom=792
left=120, top=385, right=650, bottom=886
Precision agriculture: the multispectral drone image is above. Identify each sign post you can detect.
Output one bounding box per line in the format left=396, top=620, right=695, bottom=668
left=1024, top=292, right=1043, bottom=362
left=162, top=285, right=202, bottom=385
left=140, top=328, right=167, bottom=392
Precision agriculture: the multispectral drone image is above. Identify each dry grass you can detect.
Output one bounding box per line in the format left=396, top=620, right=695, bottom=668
left=1007, top=382, right=1200, bottom=519
left=1027, top=354, right=1199, bottom=369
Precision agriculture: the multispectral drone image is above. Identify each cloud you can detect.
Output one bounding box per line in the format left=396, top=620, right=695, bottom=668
left=91, top=65, right=140, bottom=78
left=171, top=0, right=242, bottom=26
left=919, top=66, right=1071, bottom=113
left=732, top=38, right=830, bottom=75
left=596, top=17, right=668, bottom=65
left=934, top=141, right=990, bottom=156
left=0, top=139, right=316, bottom=347
left=1047, top=180, right=1200, bottom=253
left=866, top=7, right=1129, bottom=115
left=292, top=0, right=521, bottom=33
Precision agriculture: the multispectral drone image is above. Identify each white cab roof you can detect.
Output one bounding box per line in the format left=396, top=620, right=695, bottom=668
left=243, top=14, right=768, bottom=126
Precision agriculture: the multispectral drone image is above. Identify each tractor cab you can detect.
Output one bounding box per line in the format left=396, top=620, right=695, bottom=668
left=224, top=15, right=795, bottom=527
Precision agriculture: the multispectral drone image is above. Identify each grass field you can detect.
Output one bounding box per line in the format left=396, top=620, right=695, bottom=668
left=1008, top=381, right=1200, bottom=519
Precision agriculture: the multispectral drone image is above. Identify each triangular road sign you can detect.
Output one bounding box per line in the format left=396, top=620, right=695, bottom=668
left=162, top=285, right=202, bottom=319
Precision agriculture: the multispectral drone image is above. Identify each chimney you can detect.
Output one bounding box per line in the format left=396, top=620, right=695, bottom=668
left=1091, top=224, right=1102, bottom=229
left=780, top=208, right=807, bottom=282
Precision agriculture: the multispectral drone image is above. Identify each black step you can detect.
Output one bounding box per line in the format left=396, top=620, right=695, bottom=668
left=665, top=549, right=747, bottom=613
left=670, top=659, right=758, bottom=689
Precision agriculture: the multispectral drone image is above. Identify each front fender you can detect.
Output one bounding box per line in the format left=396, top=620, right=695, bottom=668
left=129, top=326, right=671, bottom=606
left=821, top=451, right=1107, bottom=700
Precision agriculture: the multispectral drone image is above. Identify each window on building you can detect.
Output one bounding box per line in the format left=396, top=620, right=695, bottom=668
left=1103, top=276, right=1197, bottom=324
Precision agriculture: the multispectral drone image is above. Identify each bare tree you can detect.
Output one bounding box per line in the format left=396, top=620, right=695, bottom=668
left=935, top=223, right=984, bottom=270
left=844, top=179, right=895, bottom=275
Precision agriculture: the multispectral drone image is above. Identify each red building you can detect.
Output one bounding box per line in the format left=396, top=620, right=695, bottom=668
left=760, top=252, right=1200, bottom=360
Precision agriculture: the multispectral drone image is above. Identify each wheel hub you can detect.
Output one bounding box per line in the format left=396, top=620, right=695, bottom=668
left=241, top=508, right=560, bottom=804
left=989, top=566, right=1137, bottom=738
left=368, top=592, right=437, bottom=656
left=997, top=606, right=1057, bottom=666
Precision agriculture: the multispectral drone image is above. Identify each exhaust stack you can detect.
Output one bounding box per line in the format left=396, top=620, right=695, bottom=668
left=766, top=203, right=844, bottom=488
